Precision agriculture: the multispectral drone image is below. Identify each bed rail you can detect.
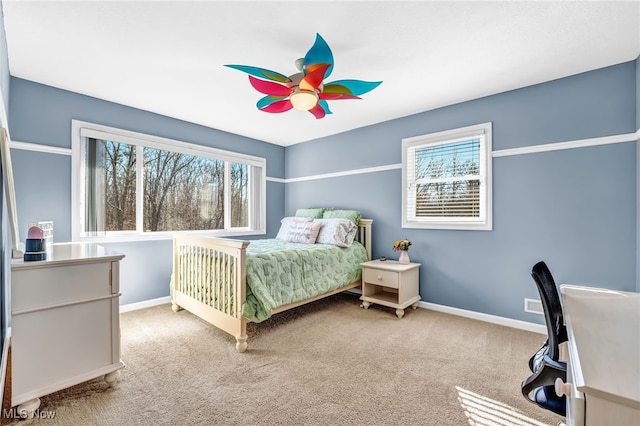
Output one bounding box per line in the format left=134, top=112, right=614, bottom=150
left=357, top=219, right=372, bottom=260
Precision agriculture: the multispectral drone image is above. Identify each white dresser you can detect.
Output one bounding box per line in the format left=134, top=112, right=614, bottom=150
left=558, top=285, right=640, bottom=426
left=10, top=243, right=125, bottom=418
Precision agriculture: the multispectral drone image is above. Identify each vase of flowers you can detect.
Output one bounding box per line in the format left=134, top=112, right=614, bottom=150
left=393, top=239, right=412, bottom=264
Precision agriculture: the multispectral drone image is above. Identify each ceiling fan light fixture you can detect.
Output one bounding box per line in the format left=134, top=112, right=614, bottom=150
left=224, top=33, right=382, bottom=118
left=290, top=88, right=318, bottom=111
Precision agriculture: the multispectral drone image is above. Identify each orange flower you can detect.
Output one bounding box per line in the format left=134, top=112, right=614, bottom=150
left=393, top=239, right=411, bottom=252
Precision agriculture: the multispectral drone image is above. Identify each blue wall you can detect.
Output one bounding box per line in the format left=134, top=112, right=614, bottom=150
left=8, top=78, right=286, bottom=304
left=286, top=61, right=638, bottom=323
left=5, top=59, right=639, bottom=324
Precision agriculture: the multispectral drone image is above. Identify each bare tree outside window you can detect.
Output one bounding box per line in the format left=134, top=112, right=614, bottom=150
left=87, top=140, right=250, bottom=233
left=106, top=142, right=137, bottom=230
left=230, top=162, right=249, bottom=228
left=143, top=148, right=226, bottom=231
left=86, top=139, right=137, bottom=233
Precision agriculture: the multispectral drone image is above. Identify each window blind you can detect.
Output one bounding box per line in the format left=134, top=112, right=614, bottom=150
left=406, top=132, right=486, bottom=221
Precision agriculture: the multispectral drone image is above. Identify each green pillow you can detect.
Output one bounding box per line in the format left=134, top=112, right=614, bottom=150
left=323, top=209, right=361, bottom=224
left=295, top=208, right=326, bottom=219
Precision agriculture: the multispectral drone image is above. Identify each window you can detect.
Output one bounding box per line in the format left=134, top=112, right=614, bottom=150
left=402, top=122, right=492, bottom=231
left=72, top=120, right=266, bottom=240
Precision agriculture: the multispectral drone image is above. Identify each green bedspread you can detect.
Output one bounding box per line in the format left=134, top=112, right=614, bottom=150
left=242, top=240, right=368, bottom=322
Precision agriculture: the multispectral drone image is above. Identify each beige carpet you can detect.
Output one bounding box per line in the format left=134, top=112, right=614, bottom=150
left=2, top=293, right=562, bottom=425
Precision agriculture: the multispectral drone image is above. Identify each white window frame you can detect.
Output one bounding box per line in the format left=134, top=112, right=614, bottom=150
left=402, top=122, right=492, bottom=231
left=71, top=120, right=266, bottom=242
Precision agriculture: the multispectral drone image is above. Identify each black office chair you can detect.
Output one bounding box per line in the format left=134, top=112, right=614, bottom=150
left=521, top=261, right=567, bottom=417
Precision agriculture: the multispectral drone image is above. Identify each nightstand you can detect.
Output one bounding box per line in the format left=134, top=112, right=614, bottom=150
left=360, top=259, right=421, bottom=318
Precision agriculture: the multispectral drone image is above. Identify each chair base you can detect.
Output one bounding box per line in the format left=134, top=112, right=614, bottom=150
left=532, top=385, right=566, bottom=417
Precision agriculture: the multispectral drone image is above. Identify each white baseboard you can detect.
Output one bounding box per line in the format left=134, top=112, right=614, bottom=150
left=418, top=301, right=546, bottom=334
left=122, top=292, right=547, bottom=335
left=347, top=288, right=546, bottom=334
left=120, top=296, right=171, bottom=313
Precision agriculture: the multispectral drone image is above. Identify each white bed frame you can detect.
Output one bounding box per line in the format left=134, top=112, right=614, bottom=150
left=171, top=219, right=372, bottom=352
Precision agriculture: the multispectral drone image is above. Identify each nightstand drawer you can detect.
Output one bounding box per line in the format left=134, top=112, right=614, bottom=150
left=363, top=268, right=399, bottom=289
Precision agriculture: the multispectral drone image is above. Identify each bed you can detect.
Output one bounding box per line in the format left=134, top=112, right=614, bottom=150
left=171, top=213, right=372, bottom=352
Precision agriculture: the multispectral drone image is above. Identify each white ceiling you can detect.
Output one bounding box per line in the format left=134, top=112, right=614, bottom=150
left=2, top=1, right=639, bottom=146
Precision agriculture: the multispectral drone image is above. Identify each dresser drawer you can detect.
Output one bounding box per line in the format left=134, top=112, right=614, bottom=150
left=363, top=268, right=399, bottom=289
left=12, top=262, right=113, bottom=312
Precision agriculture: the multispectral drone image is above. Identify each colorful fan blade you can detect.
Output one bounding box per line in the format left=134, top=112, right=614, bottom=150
left=308, top=103, right=326, bottom=119
left=256, top=95, right=288, bottom=109
left=224, top=65, right=291, bottom=83
left=318, top=92, right=361, bottom=101
left=321, top=83, right=350, bottom=95
left=299, top=64, right=330, bottom=91
left=305, top=63, right=329, bottom=75
left=323, top=79, right=382, bottom=96
left=303, top=33, right=334, bottom=78
left=318, top=100, right=332, bottom=115
left=248, top=75, right=292, bottom=96
left=259, top=99, right=293, bottom=114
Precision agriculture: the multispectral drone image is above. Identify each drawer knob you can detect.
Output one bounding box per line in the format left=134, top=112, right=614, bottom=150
left=555, top=377, right=573, bottom=397
left=377, top=275, right=382, bottom=280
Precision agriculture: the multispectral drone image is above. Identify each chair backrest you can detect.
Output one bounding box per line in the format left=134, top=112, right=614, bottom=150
left=530, top=261, right=567, bottom=361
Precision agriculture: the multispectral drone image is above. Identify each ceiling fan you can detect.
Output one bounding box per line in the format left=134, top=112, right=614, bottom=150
left=224, top=33, right=382, bottom=119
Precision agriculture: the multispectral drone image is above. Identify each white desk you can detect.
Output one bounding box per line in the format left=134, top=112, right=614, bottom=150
left=558, top=285, right=640, bottom=426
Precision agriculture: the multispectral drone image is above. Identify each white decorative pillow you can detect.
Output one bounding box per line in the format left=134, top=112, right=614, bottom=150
left=284, top=220, right=322, bottom=244
left=315, top=218, right=358, bottom=247
left=277, top=217, right=321, bottom=244
left=276, top=217, right=311, bottom=240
